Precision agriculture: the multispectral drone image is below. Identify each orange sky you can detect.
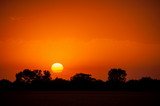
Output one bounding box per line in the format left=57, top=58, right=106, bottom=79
left=0, top=0, right=160, bottom=81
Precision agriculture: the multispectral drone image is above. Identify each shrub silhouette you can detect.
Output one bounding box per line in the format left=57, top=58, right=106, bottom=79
left=0, top=79, right=12, bottom=90
left=126, top=77, right=160, bottom=91
left=51, top=78, right=70, bottom=90
left=139, top=77, right=159, bottom=90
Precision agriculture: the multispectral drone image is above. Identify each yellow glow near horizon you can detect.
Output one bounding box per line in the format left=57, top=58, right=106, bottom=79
left=51, top=63, right=64, bottom=73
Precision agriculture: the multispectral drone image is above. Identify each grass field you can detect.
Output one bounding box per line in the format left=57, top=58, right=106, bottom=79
left=1, top=91, right=160, bottom=106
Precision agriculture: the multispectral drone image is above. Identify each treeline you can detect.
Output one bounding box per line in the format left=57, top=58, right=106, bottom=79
left=0, top=68, right=160, bottom=91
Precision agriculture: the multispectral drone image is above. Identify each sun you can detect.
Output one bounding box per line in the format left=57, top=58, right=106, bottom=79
left=51, top=63, right=64, bottom=73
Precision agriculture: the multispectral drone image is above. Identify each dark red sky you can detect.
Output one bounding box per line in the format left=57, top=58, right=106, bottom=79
left=0, top=0, right=160, bottom=81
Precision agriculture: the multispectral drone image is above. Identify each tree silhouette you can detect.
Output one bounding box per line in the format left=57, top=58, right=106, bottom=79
left=107, top=68, right=127, bottom=89
left=1, top=68, right=160, bottom=91
left=108, top=68, right=127, bottom=83
left=43, top=70, right=52, bottom=81
left=33, top=70, right=43, bottom=81
left=15, top=69, right=35, bottom=84
left=14, top=69, right=51, bottom=89
left=70, top=73, right=96, bottom=89
left=71, top=73, right=95, bottom=82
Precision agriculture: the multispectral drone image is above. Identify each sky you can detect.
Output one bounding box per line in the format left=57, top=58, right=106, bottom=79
left=0, top=0, right=160, bottom=81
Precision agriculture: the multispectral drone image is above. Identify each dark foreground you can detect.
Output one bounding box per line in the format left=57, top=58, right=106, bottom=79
left=1, top=91, right=160, bottom=106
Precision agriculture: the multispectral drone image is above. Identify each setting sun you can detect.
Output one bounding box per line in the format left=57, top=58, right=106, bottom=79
left=51, top=63, right=64, bottom=73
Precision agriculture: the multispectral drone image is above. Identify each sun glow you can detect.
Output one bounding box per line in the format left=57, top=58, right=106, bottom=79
left=51, top=63, right=64, bottom=73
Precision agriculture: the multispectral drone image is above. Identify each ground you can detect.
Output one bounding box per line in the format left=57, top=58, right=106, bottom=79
left=1, top=91, right=160, bottom=106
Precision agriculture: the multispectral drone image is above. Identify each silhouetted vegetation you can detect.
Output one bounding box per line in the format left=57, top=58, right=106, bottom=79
left=107, top=68, right=127, bottom=90
left=70, top=73, right=96, bottom=90
left=0, top=68, right=160, bottom=91
left=0, top=79, right=12, bottom=90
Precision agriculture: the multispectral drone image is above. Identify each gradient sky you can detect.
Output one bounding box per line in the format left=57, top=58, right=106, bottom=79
left=0, top=0, right=160, bottom=81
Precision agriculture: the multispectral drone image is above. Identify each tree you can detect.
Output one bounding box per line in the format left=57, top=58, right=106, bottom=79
left=15, top=69, right=35, bottom=84
left=107, top=68, right=127, bottom=89
left=43, top=70, right=51, bottom=81
left=15, top=69, right=51, bottom=86
left=70, top=73, right=96, bottom=89
left=33, top=70, right=43, bottom=81
left=108, top=68, right=127, bottom=83
left=71, top=73, right=95, bottom=82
